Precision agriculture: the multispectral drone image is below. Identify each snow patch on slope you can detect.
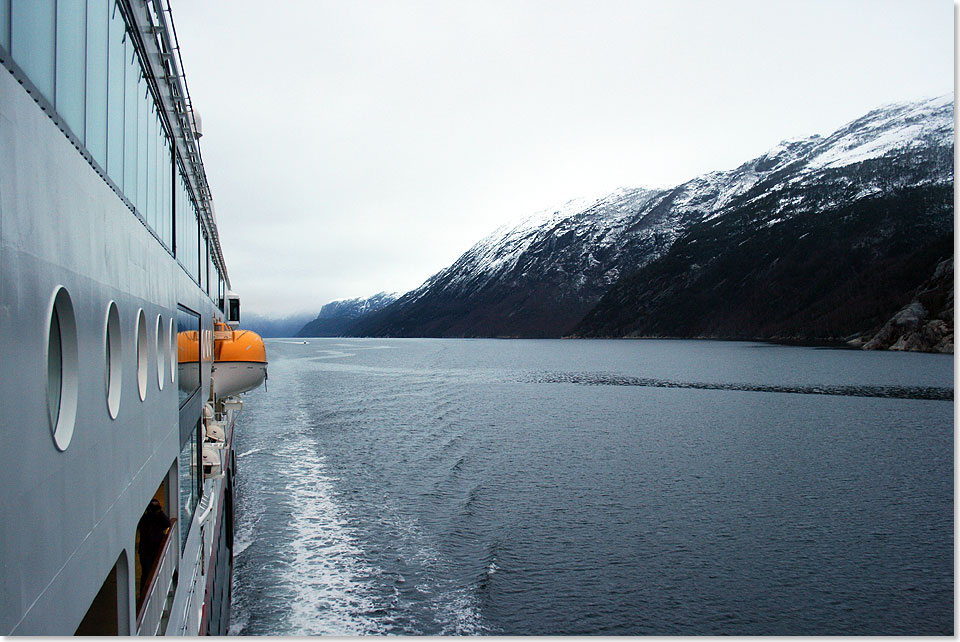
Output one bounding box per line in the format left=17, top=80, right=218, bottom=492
left=808, top=95, right=953, bottom=169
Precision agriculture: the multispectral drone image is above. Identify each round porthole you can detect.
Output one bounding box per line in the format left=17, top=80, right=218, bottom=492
left=105, top=302, right=122, bottom=419
left=48, top=287, right=78, bottom=451
left=136, top=309, right=148, bottom=401
left=156, top=314, right=166, bottom=391
left=168, top=317, right=176, bottom=384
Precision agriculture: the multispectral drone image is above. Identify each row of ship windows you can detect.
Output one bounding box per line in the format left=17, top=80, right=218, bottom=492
left=0, top=0, right=222, bottom=298
left=47, top=286, right=189, bottom=452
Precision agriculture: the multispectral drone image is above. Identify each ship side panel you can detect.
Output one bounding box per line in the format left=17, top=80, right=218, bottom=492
left=0, top=60, right=216, bottom=635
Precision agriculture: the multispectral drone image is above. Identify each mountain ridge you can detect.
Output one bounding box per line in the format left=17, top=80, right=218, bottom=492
left=350, top=95, right=952, bottom=348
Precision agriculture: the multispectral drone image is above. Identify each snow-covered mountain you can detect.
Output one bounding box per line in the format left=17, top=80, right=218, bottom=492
left=354, top=95, right=953, bottom=340
left=297, top=291, right=399, bottom=337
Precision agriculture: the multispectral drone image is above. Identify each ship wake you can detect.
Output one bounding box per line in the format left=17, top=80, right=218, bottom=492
left=275, top=407, right=384, bottom=635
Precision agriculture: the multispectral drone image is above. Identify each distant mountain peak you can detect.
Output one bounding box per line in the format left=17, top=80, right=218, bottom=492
left=297, top=291, right=400, bottom=337
left=325, top=291, right=400, bottom=309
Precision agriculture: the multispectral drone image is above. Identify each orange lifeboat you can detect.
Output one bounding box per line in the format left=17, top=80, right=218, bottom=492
left=212, top=322, right=267, bottom=396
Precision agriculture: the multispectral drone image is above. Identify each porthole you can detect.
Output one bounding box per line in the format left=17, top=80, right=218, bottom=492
left=168, top=317, right=176, bottom=384
left=105, top=302, right=122, bottom=419
left=136, top=309, right=148, bottom=401
left=48, top=287, right=78, bottom=451
left=156, top=314, right=166, bottom=391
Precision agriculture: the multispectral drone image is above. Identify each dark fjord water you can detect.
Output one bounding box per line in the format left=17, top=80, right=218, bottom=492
left=228, top=339, right=953, bottom=635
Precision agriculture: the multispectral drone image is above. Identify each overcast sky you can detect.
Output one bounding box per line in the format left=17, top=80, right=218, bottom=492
left=170, top=0, right=953, bottom=318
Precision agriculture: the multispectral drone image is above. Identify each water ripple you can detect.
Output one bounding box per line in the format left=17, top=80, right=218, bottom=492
left=527, top=371, right=953, bottom=401
left=232, top=339, right=954, bottom=635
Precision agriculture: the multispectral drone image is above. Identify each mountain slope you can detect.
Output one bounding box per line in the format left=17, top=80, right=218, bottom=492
left=356, top=95, right=953, bottom=341
left=353, top=140, right=843, bottom=337
left=297, top=292, right=399, bottom=337
left=571, top=184, right=952, bottom=340
left=355, top=189, right=681, bottom=337
left=572, top=96, right=953, bottom=341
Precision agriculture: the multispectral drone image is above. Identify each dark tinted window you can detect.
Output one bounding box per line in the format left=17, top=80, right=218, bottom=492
left=176, top=306, right=200, bottom=407
left=177, top=422, right=201, bottom=550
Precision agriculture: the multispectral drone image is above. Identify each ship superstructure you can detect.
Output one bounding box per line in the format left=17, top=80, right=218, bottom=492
left=0, top=0, right=262, bottom=634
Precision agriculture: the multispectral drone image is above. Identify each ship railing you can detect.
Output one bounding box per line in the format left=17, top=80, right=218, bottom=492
left=165, top=404, right=238, bottom=634
left=136, top=517, right=179, bottom=636
left=169, top=489, right=219, bottom=635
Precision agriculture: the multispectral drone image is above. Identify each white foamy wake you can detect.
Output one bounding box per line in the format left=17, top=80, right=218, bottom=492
left=276, top=416, right=384, bottom=635
left=376, top=501, right=487, bottom=634
left=435, top=589, right=486, bottom=635
left=308, top=349, right=355, bottom=360
left=227, top=611, right=248, bottom=636
left=232, top=529, right=255, bottom=557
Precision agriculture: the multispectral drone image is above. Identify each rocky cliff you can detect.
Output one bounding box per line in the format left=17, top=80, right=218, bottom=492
left=860, top=258, right=953, bottom=352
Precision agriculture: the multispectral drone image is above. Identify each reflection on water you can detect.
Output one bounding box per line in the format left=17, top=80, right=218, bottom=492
left=230, top=339, right=953, bottom=636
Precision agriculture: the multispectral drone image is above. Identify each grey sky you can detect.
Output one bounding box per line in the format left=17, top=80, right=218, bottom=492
left=170, top=0, right=952, bottom=318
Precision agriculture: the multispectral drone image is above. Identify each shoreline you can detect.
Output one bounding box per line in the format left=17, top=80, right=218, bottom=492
left=282, top=334, right=953, bottom=354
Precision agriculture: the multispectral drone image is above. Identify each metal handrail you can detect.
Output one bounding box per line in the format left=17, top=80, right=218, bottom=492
left=197, top=492, right=217, bottom=526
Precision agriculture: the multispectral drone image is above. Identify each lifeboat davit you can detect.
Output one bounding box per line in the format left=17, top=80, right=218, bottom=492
left=212, top=322, right=267, bottom=396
